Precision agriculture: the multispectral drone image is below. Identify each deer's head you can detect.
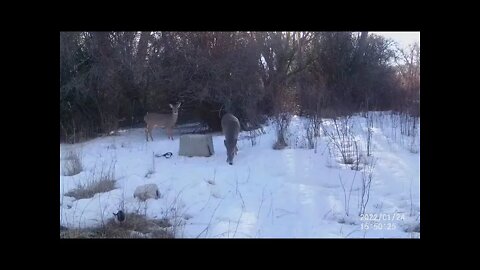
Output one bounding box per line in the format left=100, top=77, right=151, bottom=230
left=169, top=102, right=181, bottom=115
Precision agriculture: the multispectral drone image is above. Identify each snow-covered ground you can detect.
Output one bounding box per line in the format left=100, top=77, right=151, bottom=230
left=60, top=111, right=420, bottom=238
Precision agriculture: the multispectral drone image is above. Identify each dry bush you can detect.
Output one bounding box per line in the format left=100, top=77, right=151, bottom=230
left=60, top=213, right=175, bottom=238
left=62, top=150, right=83, bottom=176
left=65, top=162, right=116, bottom=200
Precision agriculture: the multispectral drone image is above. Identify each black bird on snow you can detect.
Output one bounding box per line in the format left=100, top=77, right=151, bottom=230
left=113, top=210, right=126, bottom=223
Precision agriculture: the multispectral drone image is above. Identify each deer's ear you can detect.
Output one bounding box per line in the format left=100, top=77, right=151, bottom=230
left=177, top=102, right=182, bottom=108
left=169, top=104, right=173, bottom=108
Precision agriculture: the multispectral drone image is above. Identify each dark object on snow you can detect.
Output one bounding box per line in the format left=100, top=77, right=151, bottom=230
left=155, top=152, right=173, bottom=158
left=113, top=210, right=126, bottom=223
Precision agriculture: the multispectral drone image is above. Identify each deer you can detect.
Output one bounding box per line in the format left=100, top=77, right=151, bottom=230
left=221, top=113, right=240, bottom=165
left=144, top=102, right=181, bottom=141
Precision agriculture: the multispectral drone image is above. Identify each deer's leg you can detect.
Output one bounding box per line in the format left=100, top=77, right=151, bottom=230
left=235, top=144, right=238, bottom=155
left=145, top=126, right=149, bottom=142
left=148, top=127, right=154, bottom=141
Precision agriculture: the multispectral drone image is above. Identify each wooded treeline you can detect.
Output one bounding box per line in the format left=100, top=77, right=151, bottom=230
left=60, top=31, right=420, bottom=143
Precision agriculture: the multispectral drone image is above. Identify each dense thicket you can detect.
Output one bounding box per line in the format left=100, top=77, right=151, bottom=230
left=60, top=32, right=419, bottom=143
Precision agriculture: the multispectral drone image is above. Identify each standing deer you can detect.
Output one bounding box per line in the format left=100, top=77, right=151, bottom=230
left=221, top=113, right=240, bottom=165
left=144, top=102, right=181, bottom=141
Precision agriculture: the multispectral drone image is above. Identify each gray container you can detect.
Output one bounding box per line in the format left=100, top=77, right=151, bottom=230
left=178, top=134, right=215, bottom=157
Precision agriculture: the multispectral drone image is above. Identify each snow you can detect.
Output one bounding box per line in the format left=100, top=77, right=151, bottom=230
left=60, top=111, right=420, bottom=238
